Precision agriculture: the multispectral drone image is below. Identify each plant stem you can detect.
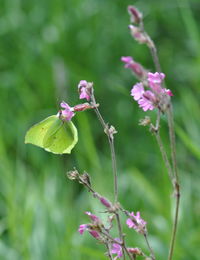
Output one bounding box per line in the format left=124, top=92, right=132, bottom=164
left=144, top=233, right=156, bottom=260
left=105, top=243, right=114, bottom=260
left=90, top=92, right=126, bottom=258
left=146, top=31, right=180, bottom=259
left=90, top=93, right=118, bottom=202
left=149, top=41, right=162, bottom=73
left=167, top=104, right=179, bottom=182
left=167, top=103, right=180, bottom=260
left=154, top=133, right=174, bottom=183
left=168, top=190, right=180, bottom=260
left=109, top=137, right=118, bottom=203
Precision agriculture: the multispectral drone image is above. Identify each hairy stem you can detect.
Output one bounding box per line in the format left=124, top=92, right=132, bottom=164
left=154, top=133, right=174, bottom=183
left=168, top=189, right=180, bottom=260
left=149, top=41, right=162, bottom=73
left=144, top=233, right=156, bottom=260
left=105, top=243, right=114, bottom=260
left=91, top=93, right=118, bottom=202
left=167, top=103, right=180, bottom=260
left=146, top=31, right=180, bottom=259
left=90, top=92, right=126, bottom=258
left=167, top=104, right=179, bottom=182
left=109, top=138, right=118, bottom=203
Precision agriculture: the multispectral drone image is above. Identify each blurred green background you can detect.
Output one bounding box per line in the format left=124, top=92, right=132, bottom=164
left=1, top=0, right=200, bottom=259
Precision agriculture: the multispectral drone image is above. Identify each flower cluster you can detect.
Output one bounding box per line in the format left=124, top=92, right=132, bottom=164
left=58, top=80, right=94, bottom=121
left=126, top=211, right=147, bottom=234
left=78, top=211, right=101, bottom=239
left=111, top=238, right=142, bottom=259
left=131, top=72, right=173, bottom=111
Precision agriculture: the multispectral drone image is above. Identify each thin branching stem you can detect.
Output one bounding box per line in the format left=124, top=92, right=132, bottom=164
left=167, top=104, right=179, bottom=182
left=90, top=93, right=118, bottom=202
left=105, top=243, right=114, bottom=260
left=90, top=92, right=127, bottom=259
left=146, top=33, right=180, bottom=260
left=154, top=133, right=174, bottom=183
left=167, top=103, right=180, bottom=260
left=168, top=192, right=180, bottom=260
left=144, top=233, right=156, bottom=260
left=109, top=138, right=118, bottom=203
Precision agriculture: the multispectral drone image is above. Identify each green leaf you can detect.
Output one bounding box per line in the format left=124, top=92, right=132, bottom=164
left=25, top=115, right=78, bottom=154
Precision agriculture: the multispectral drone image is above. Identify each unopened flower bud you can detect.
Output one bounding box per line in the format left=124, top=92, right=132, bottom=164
left=121, top=56, right=147, bottom=79
left=127, top=247, right=142, bottom=256
left=128, top=6, right=143, bottom=24
left=85, top=211, right=100, bottom=222
left=129, top=25, right=148, bottom=44
left=89, top=230, right=100, bottom=239
left=73, top=103, right=93, bottom=112
left=99, top=197, right=112, bottom=208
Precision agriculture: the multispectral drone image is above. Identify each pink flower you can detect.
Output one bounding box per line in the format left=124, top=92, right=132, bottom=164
left=121, top=56, right=134, bottom=68
left=60, top=101, right=75, bottom=121
left=78, top=80, right=91, bottom=101
left=128, top=6, right=142, bottom=24
left=164, top=88, right=173, bottom=96
left=78, top=224, right=88, bottom=235
left=129, top=25, right=148, bottom=44
left=111, top=238, right=122, bottom=259
left=126, top=211, right=147, bottom=234
left=127, top=247, right=142, bottom=256
left=99, top=197, right=111, bottom=208
left=121, top=57, right=147, bottom=78
left=131, top=83, right=144, bottom=101
left=138, top=91, right=156, bottom=111
left=85, top=211, right=100, bottom=222
left=148, top=72, right=165, bottom=93
left=89, top=230, right=100, bottom=239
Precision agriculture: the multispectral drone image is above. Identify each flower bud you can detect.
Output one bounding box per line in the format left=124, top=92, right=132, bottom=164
left=73, top=103, right=93, bottom=112
left=129, top=25, right=148, bottom=44
left=99, top=197, right=112, bottom=208
left=128, top=6, right=143, bottom=24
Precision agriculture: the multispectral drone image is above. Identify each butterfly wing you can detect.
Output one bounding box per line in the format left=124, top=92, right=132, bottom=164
left=25, top=115, right=58, bottom=148
left=45, top=121, right=78, bottom=154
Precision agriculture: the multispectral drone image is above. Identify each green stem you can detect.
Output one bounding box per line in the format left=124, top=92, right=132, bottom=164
left=167, top=103, right=180, bottom=260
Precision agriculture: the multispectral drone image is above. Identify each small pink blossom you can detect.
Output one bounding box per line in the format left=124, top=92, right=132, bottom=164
left=138, top=91, right=156, bottom=111
left=78, top=224, right=88, bottom=235
left=89, top=230, right=100, bottom=239
left=129, top=25, right=148, bottom=44
left=99, top=197, right=111, bottom=208
left=111, top=238, right=122, bottom=259
left=148, top=72, right=165, bottom=93
left=131, top=83, right=144, bottom=101
left=126, top=211, right=147, bottom=234
left=128, top=6, right=143, bottom=24
left=121, top=57, right=147, bottom=78
left=60, top=101, right=75, bottom=121
left=164, top=88, right=173, bottom=96
left=127, top=247, right=142, bottom=256
left=85, top=211, right=100, bottom=222
left=121, top=56, right=134, bottom=67
left=78, top=80, right=91, bottom=101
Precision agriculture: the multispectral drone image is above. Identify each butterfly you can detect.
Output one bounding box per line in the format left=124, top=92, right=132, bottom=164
left=25, top=115, right=78, bottom=154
